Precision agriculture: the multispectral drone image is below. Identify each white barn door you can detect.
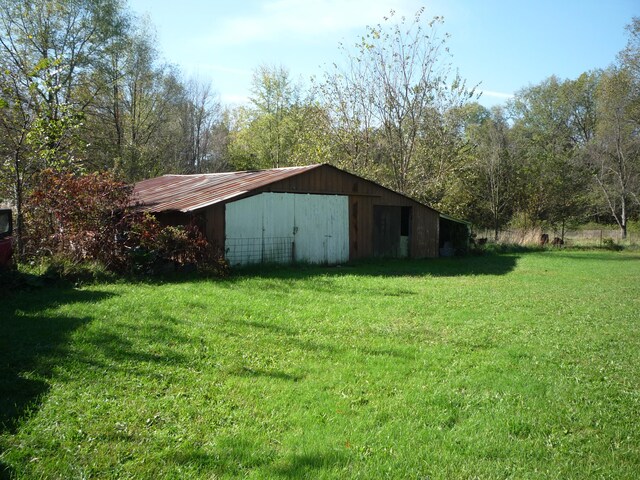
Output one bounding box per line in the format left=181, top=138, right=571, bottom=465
left=293, top=194, right=349, bottom=264
left=225, top=193, right=348, bottom=266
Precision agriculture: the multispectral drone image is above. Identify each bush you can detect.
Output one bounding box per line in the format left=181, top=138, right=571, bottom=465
left=24, top=169, right=131, bottom=267
left=470, top=242, right=544, bottom=255
left=36, top=256, right=115, bottom=285
left=602, top=238, right=624, bottom=251
left=118, top=213, right=229, bottom=277
left=23, top=170, right=229, bottom=278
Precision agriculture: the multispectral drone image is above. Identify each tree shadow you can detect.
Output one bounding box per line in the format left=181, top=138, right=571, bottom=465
left=102, top=253, right=518, bottom=291
left=235, top=366, right=304, bottom=382
left=270, top=450, right=349, bottom=478
left=223, top=254, right=519, bottom=283
left=165, top=435, right=272, bottom=477
left=554, top=251, right=640, bottom=262
left=164, top=438, right=348, bottom=479
left=0, top=287, right=117, bottom=473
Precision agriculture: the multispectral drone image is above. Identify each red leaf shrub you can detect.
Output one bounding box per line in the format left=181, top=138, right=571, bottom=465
left=24, top=170, right=229, bottom=276
left=24, top=169, right=132, bottom=268
left=121, top=213, right=229, bottom=276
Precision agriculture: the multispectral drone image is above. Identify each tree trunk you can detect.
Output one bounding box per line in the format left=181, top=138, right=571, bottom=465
left=14, top=153, right=24, bottom=258
left=621, top=195, right=627, bottom=240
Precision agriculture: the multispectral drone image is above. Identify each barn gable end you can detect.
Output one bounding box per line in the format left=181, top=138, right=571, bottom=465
left=132, top=164, right=443, bottom=265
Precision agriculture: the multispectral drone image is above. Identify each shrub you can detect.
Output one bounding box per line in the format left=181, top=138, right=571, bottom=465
left=120, top=213, right=229, bottom=277
left=602, top=238, right=624, bottom=251
left=23, top=169, right=131, bottom=268
left=23, top=170, right=229, bottom=277
left=470, top=242, right=544, bottom=255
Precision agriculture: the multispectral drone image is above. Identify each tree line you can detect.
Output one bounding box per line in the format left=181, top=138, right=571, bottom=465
left=1, top=1, right=639, bottom=255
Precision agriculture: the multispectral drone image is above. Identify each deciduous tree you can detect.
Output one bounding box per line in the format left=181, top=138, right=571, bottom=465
left=318, top=8, right=475, bottom=200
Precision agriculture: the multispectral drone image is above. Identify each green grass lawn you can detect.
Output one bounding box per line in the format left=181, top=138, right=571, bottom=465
left=1, top=251, right=639, bottom=479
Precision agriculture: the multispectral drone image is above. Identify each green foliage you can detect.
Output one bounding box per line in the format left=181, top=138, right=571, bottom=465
left=318, top=8, right=476, bottom=203
left=227, top=65, right=328, bottom=171
left=1, top=252, right=639, bottom=478
left=123, top=213, right=230, bottom=277
left=602, top=237, right=624, bottom=251
left=22, top=171, right=229, bottom=277
left=29, top=255, right=116, bottom=285
left=2, top=2, right=639, bottom=259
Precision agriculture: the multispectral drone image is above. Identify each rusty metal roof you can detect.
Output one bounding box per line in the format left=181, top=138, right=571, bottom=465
left=132, top=164, right=323, bottom=213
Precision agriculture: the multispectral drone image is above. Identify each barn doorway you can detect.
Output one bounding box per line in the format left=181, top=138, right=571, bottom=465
left=439, top=214, right=470, bottom=256
left=373, top=206, right=411, bottom=258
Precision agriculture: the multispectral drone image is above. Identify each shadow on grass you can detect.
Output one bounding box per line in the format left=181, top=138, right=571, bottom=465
left=552, top=251, right=640, bottom=262
left=236, top=366, right=304, bottom=382
left=271, top=450, right=349, bottom=478
left=0, top=286, right=116, bottom=479
left=166, top=437, right=348, bottom=479
left=27, top=252, right=518, bottom=291
left=224, top=254, right=520, bottom=283
left=167, top=435, right=273, bottom=477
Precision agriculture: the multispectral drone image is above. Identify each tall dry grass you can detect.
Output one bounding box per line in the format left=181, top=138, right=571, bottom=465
left=475, top=228, right=639, bottom=247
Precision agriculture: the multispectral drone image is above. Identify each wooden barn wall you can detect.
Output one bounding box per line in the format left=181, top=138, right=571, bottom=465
left=154, top=211, right=192, bottom=227
left=153, top=210, right=225, bottom=251
left=412, top=207, right=439, bottom=258
left=253, top=165, right=440, bottom=259
left=203, top=204, right=225, bottom=249
left=158, top=165, right=439, bottom=260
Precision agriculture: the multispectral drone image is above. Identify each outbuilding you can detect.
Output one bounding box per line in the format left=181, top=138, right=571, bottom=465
left=132, top=163, right=467, bottom=266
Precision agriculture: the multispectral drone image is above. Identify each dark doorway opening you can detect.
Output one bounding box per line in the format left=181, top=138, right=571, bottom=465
left=373, top=206, right=411, bottom=258
left=400, top=206, right=411, bottom=257
left=439, top=215, right=470, bottom=256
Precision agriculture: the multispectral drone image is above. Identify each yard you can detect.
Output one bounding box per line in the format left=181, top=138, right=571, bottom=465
left=1, top=251, right=639, bottom=479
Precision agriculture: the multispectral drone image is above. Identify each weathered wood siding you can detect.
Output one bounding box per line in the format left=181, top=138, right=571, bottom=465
left=256, top=165, right=440, bottom=259
left=194, top=164, right=439, bottom=261
left=204, top=204, right=225, bottom=249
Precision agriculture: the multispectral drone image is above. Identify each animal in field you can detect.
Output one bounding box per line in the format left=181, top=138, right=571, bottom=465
left=540, top=233, right=549, bottom=245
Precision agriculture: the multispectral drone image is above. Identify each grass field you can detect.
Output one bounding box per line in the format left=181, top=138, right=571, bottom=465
left=1, top=251, right=639, bottom=479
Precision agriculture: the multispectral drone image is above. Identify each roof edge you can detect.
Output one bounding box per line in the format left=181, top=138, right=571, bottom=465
left=440, top=212, right=472, bottom=226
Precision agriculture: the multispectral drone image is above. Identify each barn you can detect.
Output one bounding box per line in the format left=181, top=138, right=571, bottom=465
left=132, top=163, right=468, bottom=266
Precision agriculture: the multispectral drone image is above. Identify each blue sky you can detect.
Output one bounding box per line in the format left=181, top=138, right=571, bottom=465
left=127, top=0, right=639, bottom=108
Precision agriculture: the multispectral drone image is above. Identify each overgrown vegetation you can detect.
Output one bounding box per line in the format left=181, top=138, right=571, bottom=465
left=1, top=3, right=638, bottom=254
left=1, top=251, right=638, bottom=478
left=20, top=170, right=228, bottom=277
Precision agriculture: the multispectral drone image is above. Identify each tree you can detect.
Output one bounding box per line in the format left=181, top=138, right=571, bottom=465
left=508, top=75, right=592, bottom=234
left=579, top=19, right=640, bottom=239
left=463, top=105, right=514, bottom=240
left=175, top=76, right=224, bottom=173
left=228, top=65, right=322, bottom=170
left=318, top=8, right=475, bottom=200
left=586, top=68, right=639, bottom=238
left=0, top=0, right=127, bottom=253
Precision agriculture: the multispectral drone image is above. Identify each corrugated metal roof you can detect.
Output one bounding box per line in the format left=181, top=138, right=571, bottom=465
left=132, top=164, right=323, bottom=213
left=440, top=213, right=472, bottom=226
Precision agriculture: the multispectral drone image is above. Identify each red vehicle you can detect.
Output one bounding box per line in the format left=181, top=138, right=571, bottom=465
left=0, top=209, right=14, bottom=268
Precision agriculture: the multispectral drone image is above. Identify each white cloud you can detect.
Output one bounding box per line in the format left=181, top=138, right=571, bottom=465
left=479, top=90, right=514, bottom=100
left=205, top=0, right=426, bottom=46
